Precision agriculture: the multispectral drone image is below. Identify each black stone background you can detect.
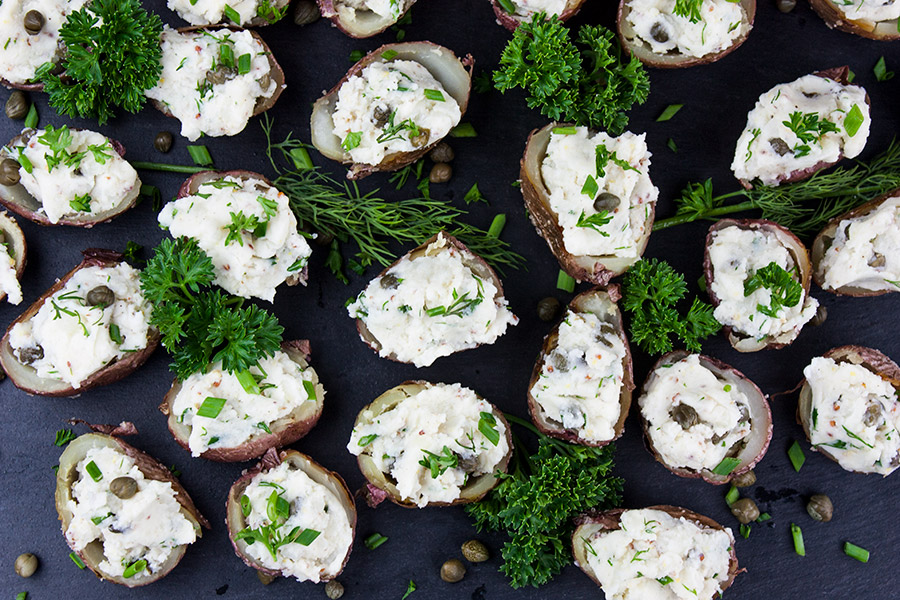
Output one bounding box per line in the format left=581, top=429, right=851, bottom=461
left=1, top=1, right=899, bottom=598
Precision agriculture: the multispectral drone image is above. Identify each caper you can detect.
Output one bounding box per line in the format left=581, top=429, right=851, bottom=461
left=5, top=91, right=29, bottom=120
left=429, top=142, right=454, bottom=163
left=325, top=580, right=344, bottom=598
left=14, top=552, right=38, bottom=578
left=536, top=296, right=560, bottom=322
left=429, top=163, right=452, bottom=184
left=731, top=469, right=756, bottom=488
left=206, top=66, right=230, bottom=85
left=23, top=10, right=44, bottom=35
left=810, top=305, right=828, bottom=327
left=86, top=285, right=115, bottom=307
left=440, top=558, right=466, bottom=583
left=863, top=403, right=882, bottom=427
left=110, top=476, right=138, bottom=499
left=380, top=273, right=400, bottom=289
left=551, top=352, right=569, bottom=372
left=373, top=105, right=391, bottom=128
left=776, top=0, right=797, bottom=13
left=593, top=192, right=620, bottom=213
left=293, top=0, right=320, bottom=26
left=314, top=230, right=334, bottom=247
left=457, top=454, right=478, bottom=472
left=868, top=252, right=886, bottom=268
left=650, top=22, right=669, bottom=43
left=769, top=138, right=792, bottom=156
left=17, top=345, right=43, bottom=365
left=257, top=570, right=276, bottom=585
left=806, top=494, right=833, bottom=522
left=410, top=128, right=430, bottom=148
left=0, top=158, right=21, bottom=186
left=258, top=73, right=271, bottom=90
left=671, top=403, right=700, bottom=430
left=461, top=539, right=489, bottom=563
left=153, top=131, right=173, bottom=153
left=730, top=498, right=760, bottom=524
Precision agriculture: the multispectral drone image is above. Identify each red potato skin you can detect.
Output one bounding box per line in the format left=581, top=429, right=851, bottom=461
left=0, top=211, right=27, bottom=303
left=809, top=0, right=900, bottom=41
left=490, top=0, right=586, bottom=31
left=317, top=0, right=416, bottom=38
left=0, top=249, right=160, bottom=396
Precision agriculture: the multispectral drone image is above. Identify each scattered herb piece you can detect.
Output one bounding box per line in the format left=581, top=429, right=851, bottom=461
left=478, top=411, right=501, bottom=446
left=123, top=241, right=143, bottom=264
left=424, top=89, right=445, bottom=102
left=187, top=145, right=213, bottom=166
left=725, top=486, right=739, bottom=506
left=69, top=552, right=86, bottom=569
left=488, top=214, right=507, bottom=238
left=657, top=104, right=683, bottom=122
left=223, top=4, right=241, bottom=24
left=85, top=460, right=102, bottom=481
left=24, top=103, right=38, bottom=129
left=419, top=446, right=459, bottom=478
left=197, top=396, right=227, bottom=418
left=673, top=0, right=703, bottom=22
left=667, top=138, right=678, bottom=153
left=712, top=457, right=742, bottom=476
left=788, top=440, right=805, bottom=472
left=844, top=542, right=869, bottom=563
left=381, top=49, right=398, bottom=61
left=358, top=434, right=378, bottom=447
left=874, top=56, right=894, bottom=81
left=450, top=122, right=477, bottom=138
left=55, top=429, right=77, bottom=446
left=740, top=524, right=751, bottom=539
left=364, top=532, right=388, bottom=550
left=349, top=49, right=365, bottom=62
left=122, top=558, right=147, bottom=578
left=464, top=183, right=488, bottom=205
left=844, top=104, right=864, bottom=137
left=576, top=210, right=612, bottom=235
left=743, top=262, right=802, bottom=317
left=557, top=270, right=576, bottom=293
left=791, top=523, right=805, bottom=556
left=401, top=580, right=416, bottom=600
left=757, top=512, right=772, bottom=523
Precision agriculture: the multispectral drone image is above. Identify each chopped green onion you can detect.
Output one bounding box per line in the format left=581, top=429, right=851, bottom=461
left=223, top=4, right=241, bottom=23
left=740, top=523, right=751, bottom=539
left=236, top=369, right=261, bottom=394
left=16, top=148, right=32, bottom=173
left=122, top=558, right=148, bottom=578
left=364, top=532, right=388, bottom=550
left=725, top=485, right=739, bottom=505
left=358, top=434, right=378, bottom=446
left=847, top=68, right=856, bottom=83
left=401, top=580, right=416, bottom=600
left=756, top=512, right=771, bottom=523
left=424, top=89, right=445, bottom=102
left=341, top=132, right=362, bottom=152
left=791, top=523, right=805, bottom=556
left=557, top=270, right=576, bottom=293
left=197, top=396, right=227, bottom=418
left=478, top=411, right=501, bottom=446
left=381, top=49, right=398, bottom=61
left=240, top=494, right=251, bottom=516
left=237, top=53, right=252, bottom=75
left=552, top=126, right=577, bottom=135
left=450, top=122, right=477, bottom=138
left=349, top=50, right=365, bottom=62
left=873, top=56, right=894, bottom=82
left=666, top=138, right=677, bottom=153
left=844, top=104, right=864, bottom=137
left=712, top=457, right=741, bottom=476
left=302, top=379, right=317, bottom=400
left=289, top=147, right=313, bottom=170
left=69, top=552, right=86, bottom=569
left=24, top=103, right=38, bottom=129
left=496, top=0, right=516, bottom=13
left=488, top=214, right=506, bottom=238
left=219, top=43, right=234, bottom=69
left=844, top=542, right=869, bottom=563
left=788, top=440, right=805, bottom=472
left=85, top=460, right=102, bottom=482
left=16, top=592, right=27, bottom=600
left=295, top=528, right=321, bottom=546
left=581, top=174, right=599, bottom=198
left=657, top=104, right=683, bottom=122
left=187, top=145, right=213, bottom=166
left=109, top=323, right=123, bottom=344
left=54, top=428, right=77, bottom=446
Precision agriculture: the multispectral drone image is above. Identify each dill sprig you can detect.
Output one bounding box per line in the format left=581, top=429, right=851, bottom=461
left=654, top=140, right=900, bottom=236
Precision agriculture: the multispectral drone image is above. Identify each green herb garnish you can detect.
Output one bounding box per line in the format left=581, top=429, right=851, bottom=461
left=401, top=580, right=416, bottom=600
left=418, top=446, right=459, bottom=478
left=673, top=0, right=703, bottom=23
left=725, top=485, right=739, bottom=505
left=69, top=552, right=86, bottom=569
left=782, top=111, right=840, bottom=157
left=743, top=262, right=802, bottom=318
left=364, top=532, right=388, bottom=550
left=657, top=104, right=683, bottom=122
left=464, top=183, right=488, bottom=204
left=55, top=429, right=77, bottom=446
left=557, top=270, right=576, bottom=293
left=844, top=104, right=864, bottom=137
left=488, top=214, right=506, bottom=238
left=791, top=523, right=805, bottom=556
left=479, top=411, right=501, bottom=446
left=85, top=460, right=102, bottom=481
left=358, top=434, right=378, bottom=447
left=788, top=440, right=805, bottom=472
left=575, top=210, right=612, bottom=236
left=712, top=457, right=742, bottom=476
left=122, top=558, right=147, bottom=578
left=844, top=542, right=869, bottom=563
left=874, top=56, right=894, bottom=82
left=197, top=397, right=227, bottom=418
left=424, top=89, right=445, bottom=102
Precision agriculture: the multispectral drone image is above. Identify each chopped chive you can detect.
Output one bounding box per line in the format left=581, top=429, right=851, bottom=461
left=552, top=126, right=577, bottom=135
left=236, top=369, right=260, bottom=394
left=295, top=528, right=321, bottom=546
left=844, top=542, right=869, bottom=563
left=791, top=523, right=805, bottom=556
left=557, top=270, right=576, bottom=293
left=122, top=558, right=147, bottom=578
left=725, top=485, right=739, bottom=505
left=197, top=396, right=227, bottom=418
left=69, top=552, right=85, bottom=569
left=54, top=428, right=77, bottom=446
left=488, top=214, right=506, bottom=238
left=756, top=512, right=771, bottom=523
left=302, top=379, right=317, bottom=400
left=187, top=145, right=213, bottom=166
left=450, top=122, right=477, bottom=138
left=289, top=147, right=313, bottom=170
left=358, top=433, right=378, bottom=446
left=666, top=138, right=677, bottom=153
left=788, top=440, right=805, bottom=472
left=657, top=104, right=683, bottom=122
left=381, top=49, right=398, bottom=61
left=85, top=460, right=102, bottom=481
left=424, top=89, right=445, bottom=102
left=24, top=103, right=38, bottom=129
left=740, top=523, right=751, bottom=539
left=712, top=457, right=741, bottom=476
left=364, top=532, right=388, bottom=550
left=223, top=4, right=241, bottom=23
left=844, top=104, right=864, bottom=137
left=237, top=53, right=252, bottom=75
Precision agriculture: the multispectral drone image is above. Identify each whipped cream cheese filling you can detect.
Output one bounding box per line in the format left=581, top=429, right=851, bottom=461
left=167, top=0, right=288, bottom=25
left=506, top=0, right=568, bottom=21
left=832, top=0, right=900, bottom=22
left=336, top=0, right=411, bottom=20
left=625, top=0, right=748, bottom=58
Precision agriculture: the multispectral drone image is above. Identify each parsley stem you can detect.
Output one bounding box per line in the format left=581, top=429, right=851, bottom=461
left=131, top=161, right=210, bottom=174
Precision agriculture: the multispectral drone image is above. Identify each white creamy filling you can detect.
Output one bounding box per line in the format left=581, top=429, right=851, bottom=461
left=0, top=0, right=88, bottom=85
left=529, top=310, right=626, bottom=443
left=167, top=0, right=286, bottom=25
left=626, top=0, right=747, bottom=58
left=158, top=175, right=311, bottom=302
left=508, top=0, right=568, bottom=20
left=65, top=447, right=197, bottom=581
left=347, top=383, right=509, bottom=507
left=708, top=227, right=818, bottom=343
left=833, top=0, right=900, bottom=22
left=8, top=263, right=152, bottom=387
left=640, top=355, right=752, bottom=472
left=240, top=461, right=353, bottom=582
left=731, top=74, right=870, bottom=186
left=336, top=0, right=410, bottom=20
left=540, top=127, right=658, bottom=258
left=15, top=127, right=139, bottom=224
left=804, top=357, right=900, bottom=475
left=331, top=59, right=461, bottom=166
left=347, top=234, right=517, bottom=367
left=0, top=241, right=22, bottom=304
left=818, top=196, right=900, bottom=292
left=585, top=509, right=733, bottom=600
left=170, top=351, right=323, bottom=456
left=146, top=26, right=278, bottom=141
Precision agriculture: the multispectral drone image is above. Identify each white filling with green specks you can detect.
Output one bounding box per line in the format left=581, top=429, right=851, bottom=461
left=625, top=0, right=748, bottom=58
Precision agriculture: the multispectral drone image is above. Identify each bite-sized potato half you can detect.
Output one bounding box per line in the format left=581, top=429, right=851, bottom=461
left=226, top=448, right=356, bottom=582
left=311, top=42, right=472, bottom=179
left=318, top=0, right=418, bottom=38
left=812, top=187, right=900, bottom=296
left=168, top=0, right=291, bottom=26
left=347, top=232, right=517, bottom=368
left=0, top=249, right=159, bottom=396
left=703, top=219, right=817, bottom=352
left=56, top=429, right=209, bottom=587
left=0, top=126, right=140, bottom=226
left=160, top=170, right=312, bottom=302
left=573, top=506, right=741, bottom=600
left=798, top=345, right=900, bottom=476
left=162, top=340, right=325, bottom=462
left=527, top=286, right=635, bottom=446
left=520, top=123, right=658, bottom=285
left=639, top=351, right=772, bottom=484
left=617, top=0, right=756, bottom=68
left=0, top=0, right=87, bottom=89
left=146, top=25, right=285, bottom=141
left=489, top=0, right=586, bottom=31
left=810, top=0, right=900, bottom=41
left=0, top=211, right=26, bottom=305
left=348, top=381, right=512, bottom=508
left=730, top=67, right=870, bottom=189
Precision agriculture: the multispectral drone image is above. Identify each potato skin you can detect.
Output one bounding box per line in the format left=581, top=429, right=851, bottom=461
left=0, top=211, right=26, bottom=303
left=489, top=0, right=586, bottom=31
left=0, top=249, right=160, bottom=396
left=318, top=0, right=417, bottom=38
left=809, top=0, right=900, bottom=41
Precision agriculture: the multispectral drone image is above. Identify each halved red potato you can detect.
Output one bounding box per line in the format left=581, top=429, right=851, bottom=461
left=617, top=0, right=756, bottom=68
left=639, top=350, right=772, bottom=484
left=809, top=0, right=900, bottom=41
left=520, top=123, right=656, bottom=285
left=310, top=42, right=473, bottom=180
left=0, top=249, right=160, bottom=396
left=0, top=211, right=26, bottom=303
left=161, top=340, right=324, bottom=462
left=0, top=129, right=139, bottom=227
left=55, top=427, right=209, bottom=587
left=168, top=0, right=291, bottom=26
left=318, top=0, right=418, bottom=38
left=527, top=286, right=634, bottom=446
left=811, top=187, right=900, bottom=296
left=489, top=0, right=586, bottom=31
left=226, top=448, right=356, bottom=581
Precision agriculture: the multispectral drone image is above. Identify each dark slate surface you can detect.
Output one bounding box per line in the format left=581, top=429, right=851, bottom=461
left=2, top=1, right=899, bottom=598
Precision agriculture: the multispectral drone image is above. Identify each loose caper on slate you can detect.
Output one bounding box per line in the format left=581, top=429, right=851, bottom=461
left=154, top=131, right=173, bottom=153
left=86, top=285, right=115, bottom=306
left=5, top=91, right=29, bottom=120
left=730, top=498, right=760, bottom=524
left=461, top=539, right=489, bottom=563
left=325, top=580, right=344, bottom=598
left=429, top=163, right=452, bottom=184
left=293, top=0, right=320, bottom=26
left=671, top=403, right=699, bottom=430
left=536, top=297, right=560, bottom=322
left=807, top=494, right=833, bottom=522
left=731, top=469, right=756, bottom=488
left=429, top=142, right=454, bottom=163
left=14, top=552, right=38, bottom=578
left=0, top=158, right=21, bottom=186
left=440, top=558, right=466, bottom=583
left=110, top=476, right=138, bottom=499
left=24, top=10, right=44, bottom=35
left=777, top=0, right=797, bottom=13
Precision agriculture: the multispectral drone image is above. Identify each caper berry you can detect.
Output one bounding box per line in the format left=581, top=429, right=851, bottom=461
left=293, top=0, right=320, bottom=26
left=810, top=305, right=828, bottom=327
left=650, top=22, right=669, bottom=43
left=429, top=163, right=452, bottom=184
left=325, top=580, right=344, bottom=599
left=373, top=105, right=391, bottom=128
left=731, top=469, right=756, bottom=488
left=776, top=0, right=797, bottom=13
left=429, top=142, right=454, bottom=163
left=730, top=498, right=760, bottom=524
left=671, top=403, right=700, bottom=430
left=5, top=91, right=29, bottom=120
left=769, top=137, right=792, bottom=157
left=23, top=10, right=44, bottom=35
left=536, top=296, right=560, bottom=322
left=461, top=539, right=489, bottom=563
left=410, top=128, right=430, bottom=148
left=154, top=131, right=173, bottom=154
left=110, top=476, right=138, bottom=499
left=86, top=285, right=115, bottom=307
left=593, top=192, right=620, bottom=213
left=0, top=157, right=21, bottom=186
left=440, top=558, right=466, bottom=583
left=806, top=494, right=833, bottom=522
left=257, top=570, right=276, bottom=585
left=14, top=552, right=38, bottom=578
left=863, top=403, right=882, bottom=427
left=380, top=273, right=400, bottom=289
left=17, top=345, right=43, bottom=365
